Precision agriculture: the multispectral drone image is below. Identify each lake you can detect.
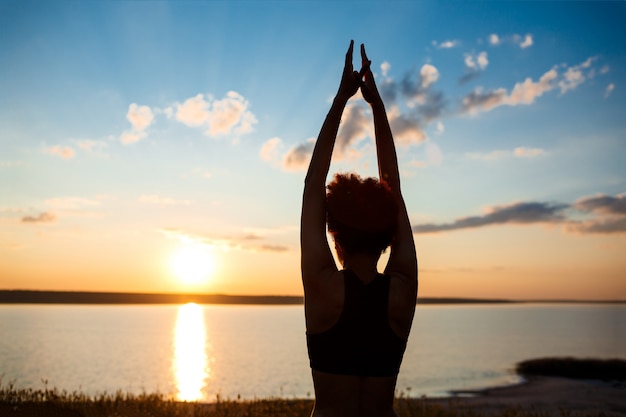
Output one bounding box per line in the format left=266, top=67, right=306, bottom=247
left=0, top=303, right=624, bottom=401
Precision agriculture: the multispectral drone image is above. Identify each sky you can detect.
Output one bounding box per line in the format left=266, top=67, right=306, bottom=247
left=1, top=1, right=625, bottom=300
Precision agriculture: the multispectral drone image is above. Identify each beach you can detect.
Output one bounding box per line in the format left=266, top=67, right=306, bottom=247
left=421, top=375, right=626, bottom=416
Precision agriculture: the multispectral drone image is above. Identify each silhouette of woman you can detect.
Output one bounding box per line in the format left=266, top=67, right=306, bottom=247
left=301, top=40, right=418, bottom=417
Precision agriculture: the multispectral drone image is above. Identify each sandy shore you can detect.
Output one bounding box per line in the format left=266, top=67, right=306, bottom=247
left=422, top=375, right=626, bottom=416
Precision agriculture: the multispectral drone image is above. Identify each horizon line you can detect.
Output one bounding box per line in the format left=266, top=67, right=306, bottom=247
left=0, top=289, right=623, bottom=305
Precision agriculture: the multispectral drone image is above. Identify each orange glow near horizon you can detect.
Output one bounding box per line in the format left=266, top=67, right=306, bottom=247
left=174, top=303, right=209, bottom=401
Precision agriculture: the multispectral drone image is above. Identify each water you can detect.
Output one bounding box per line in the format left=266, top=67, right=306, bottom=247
left=0, top=303, right=624, bottom=401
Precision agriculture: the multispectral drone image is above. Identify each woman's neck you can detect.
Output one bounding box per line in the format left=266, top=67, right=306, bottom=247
left=343, top=253, right=380, bottom=284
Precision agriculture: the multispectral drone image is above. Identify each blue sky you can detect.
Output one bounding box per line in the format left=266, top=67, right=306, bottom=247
left=1, top=1, right=625, bottom=299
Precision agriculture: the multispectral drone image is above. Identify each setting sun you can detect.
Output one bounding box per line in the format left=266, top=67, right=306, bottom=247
left=170, top=244, right=216, bottom=286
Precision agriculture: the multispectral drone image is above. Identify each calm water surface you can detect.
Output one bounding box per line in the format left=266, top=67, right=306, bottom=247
left=0, top=303, right=624, bottom=400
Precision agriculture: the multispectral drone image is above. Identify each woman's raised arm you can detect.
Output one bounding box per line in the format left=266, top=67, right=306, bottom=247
left=360, top=44, right=417, bottom=288
left=301, top=41, right=361, bottom=284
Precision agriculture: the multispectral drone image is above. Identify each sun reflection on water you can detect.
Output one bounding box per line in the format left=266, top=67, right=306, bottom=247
left=174, top=303, right=208, bottom=401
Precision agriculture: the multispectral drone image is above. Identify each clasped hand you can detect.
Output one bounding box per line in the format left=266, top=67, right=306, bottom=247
left=337, top=40, right=381, bottom=105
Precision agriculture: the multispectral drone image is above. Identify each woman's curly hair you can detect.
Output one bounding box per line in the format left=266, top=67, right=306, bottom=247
left=326, top=173, right=399, bottom=264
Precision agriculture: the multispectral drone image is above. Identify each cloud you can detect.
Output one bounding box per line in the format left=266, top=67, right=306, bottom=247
left=138, top=195, right=192, bottom=206
left=74, top=139, right=109, bottom=156
left=514, top=147, right=545, bottom=158
left=413, top=201, right=567, bottom=233
left=567, top=217, right=626, bottom=235
left=566, top=194, right=626, bottom=234
left=45, top=197, right=100, bottom=210
left=172, top=91, right=257, bottom=137
left=120, top=103, right=154, bottom=145
left=420, top=64, right=440, bottom=89
left=120, top=130, right=147, bottom=145
left=466, top=147, right=546, bottom=161
left=461, top=67, right=559, bottom=114
left=519, top=34, right=533, bottom=49
left=127, top=103, right=154, bottom=131
left=489, top=33, right=534, bottom=48
left=160, top=227, right=290, bottom=253
left=282, top=138, right=316, bottom=172
left=387, top=107, right=427, bottom=145
left=433, top=40, right=460, bottom=49
left=175, top=94, right=210, bottom=126
left=461, top=87, right=509, bottom=114
left=558, top=57, right=598, bottom=94
left=260, top=137, right=283, bottom=164
left=573, top=194, right=626, bottom=216
left=414, top=194, right=626, bottom=235
left=21, top=212, right=56, bottom=224
left=464, top=51, right=489, bottom=71
left=45, top=145, right=75, bottom=159
left=460, top=51, right=489, bottom=84
left=604, top=83, right=615, bottom=98
left=381, top=61, right=391, bottom=78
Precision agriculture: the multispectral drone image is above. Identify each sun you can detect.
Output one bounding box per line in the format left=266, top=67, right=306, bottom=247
left=170, top=243, right=216, bottom=286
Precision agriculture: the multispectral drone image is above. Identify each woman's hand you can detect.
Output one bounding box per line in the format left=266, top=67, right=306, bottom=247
left=336, top=40, right=362, bottom=102
left=359, top=44, right=383, bottom=106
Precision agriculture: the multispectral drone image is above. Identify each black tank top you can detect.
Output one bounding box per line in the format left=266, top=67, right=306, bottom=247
left=306, top=270, right=408, bottom=377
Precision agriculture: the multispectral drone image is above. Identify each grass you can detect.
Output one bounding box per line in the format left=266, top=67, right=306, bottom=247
left=3, top=357, right=625, bottom=417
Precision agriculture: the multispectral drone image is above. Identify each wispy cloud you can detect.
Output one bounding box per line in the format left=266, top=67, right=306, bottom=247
left=488, top=33, right=534, bottom=49
left=45, top=197, right=101, bottom=210
left=44, top=145, right=75, bottom=160
left=414, top=194, right=626, bottom=235
left=432, top=39, right=460, bottom=49
left=461, top=63, right=568, bottom=115
left=460, top=51, right=489, bottom=84
left=466, top=147, right=546, bottom=161
left=21, top=212, right=56, bottom=224
left=160, top=227, right=290, bottom=253
left=604, top=83, right=615, bottom=98
left=414, top=201, right=567, bottom=233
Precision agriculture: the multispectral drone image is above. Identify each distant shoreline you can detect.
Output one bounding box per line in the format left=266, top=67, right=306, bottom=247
left=0, top=290, right=623, bottom=305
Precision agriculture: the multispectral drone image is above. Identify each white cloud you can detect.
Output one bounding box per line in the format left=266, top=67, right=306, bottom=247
left=260, top=137, right=283, bottom=164
left=381, top=61, right=391, bottom=78
left=520, top=34, right=533, bottom=49
left=604, top=83, right=615, bottom=98
left=433, top=40, right=460, bottom=49
left=466, top=147, right=546, bottom=161
left=172, top=91, right=257, bottom=138
left=175, top=94, right=211, bottom=126
left=420, top=64, right=440, bottom=89
left=127, top=103, right=154, bottom=131
left=464, top=51, right=489, bottom=71
left=514, top=147, right=545, bottom=158
left=508, top=68, right=558, bottom=105
left=120, top=130, right=147, bottom=145
left=45, top=145, right=75, bottom=160
left=120, top=103, right=154, bottom=145
left=489, top=34, right=500, bottom=45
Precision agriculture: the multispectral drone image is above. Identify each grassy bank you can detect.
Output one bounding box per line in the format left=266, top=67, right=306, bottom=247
left=2, top=357, right=624, bottom=416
